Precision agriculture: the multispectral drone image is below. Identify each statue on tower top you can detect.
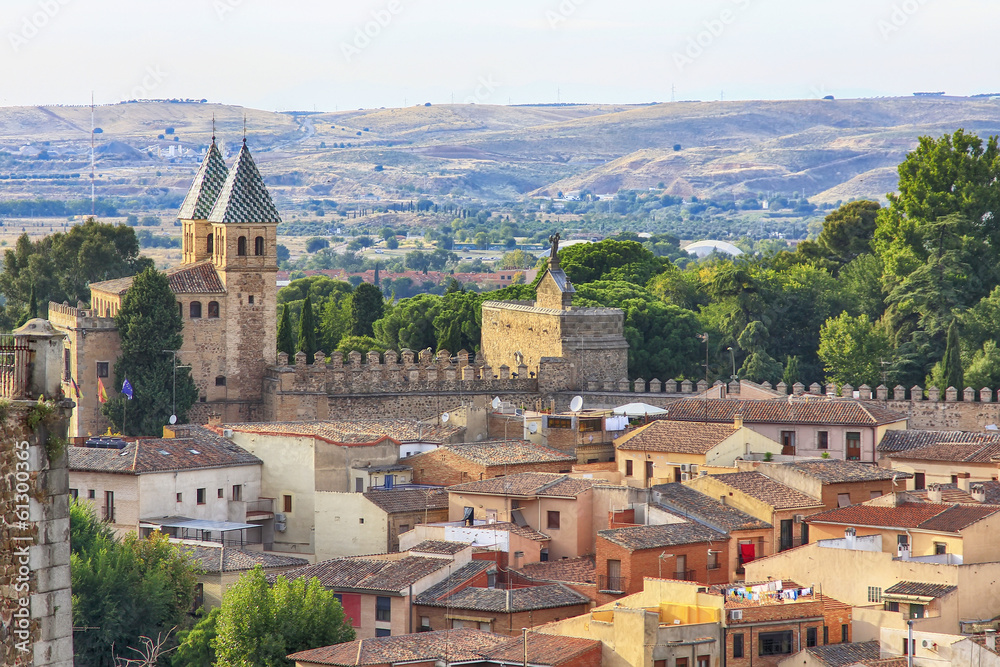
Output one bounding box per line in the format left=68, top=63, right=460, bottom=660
left=548, top=232, right=561, bottom=267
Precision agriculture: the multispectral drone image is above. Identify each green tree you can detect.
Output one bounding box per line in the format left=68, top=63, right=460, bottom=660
left=814, top=200, right=881, bottom=267
left=172, top=608, right=220, bottom=667
left=373, top=294, right=441, bottom=351
left=27, top=284, right=37, bottom=320
left=434, top=291, right=481, bottom=353
left=942, top=319, right=964, bottom=391
left=71, top=500, right=198, bottom=667
left=965, top=340, right=1000, bottom=390
left=297, top=295, right=317, bottom=364
left=101, top=268, right=197, bottom=435
left=349, top=283, right=385, bottom=336
left=817, top=312, right=892, bottom=387
left=404, top=250, right=431, bottom=273
left=277, top=304, right=295, bottom=361
left=499, top=249, right=537, bottom=270
left=213, top=567, right=355, bottom=667
left=335, top=335, right=384, bottom=358
left=737, top=321, right=783, bottom=384
left=782, top=355, right=801, bottom=387
left=558, top=239, right=664, bottom=285
left=386, top=236, right=399, bottom=250
left=305, top=237, right=329, bottom=253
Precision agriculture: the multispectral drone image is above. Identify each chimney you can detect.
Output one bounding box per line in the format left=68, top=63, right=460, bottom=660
left=845, top=527, right=856, bottom=550
left=986, top=629, right=996, bottom=651
left=972, top=484, right=987, bottom=503
left=720, top=495, right=727, bottom=506
left=927, top=483, right=942, bottom=503
left=958, top=473, right=972, bottom=493
left=734, top=413, right=743, bottom=429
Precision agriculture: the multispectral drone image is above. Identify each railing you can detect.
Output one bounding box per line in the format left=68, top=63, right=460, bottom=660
left=673, top=570, right=697, bottom=581
left=780, top=537, right=807, bottom=552
left=0, top=334, right=30, bottom=399
left=598, top=575, right=627, bottom=593
left=246, top=497, right=274, bottom=516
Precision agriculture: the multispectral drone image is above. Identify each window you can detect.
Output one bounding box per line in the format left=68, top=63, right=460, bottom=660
left=215, top=376, right=227, bottom=386
left=697, top=658, right=709, bottom=667
left=951, top=474, right=958, bottom=485
left=420, top=616, right=431, bottom=630
left=780, top=430, right=795, bottom=453
left=675, top=659, right=687, bottom=667
left=375, top=628, right=391, bottom=637
left=64, top=348, right=71, bottom=379
left=733, top=634, right=744, bottom=658
left=914, top=472, right=926, bottom=490
left=841, top=624, right=849, bottom=642
left=190, top=301, right=202, bottom=318
left=376, top=596, right=391, bottom=621
left=806, top=627, right=817, bottom=647
left=910, top=604, right=925, bottom=619
left=885, top=601, right=899, bottom=612
left=548, top=417, right=572, bottom=429
left=283, top=495, right=293, bottom=513
left=645, top=460, right=654, bottom=480
left=176, top=492, right=183, bottom=503
left=846, top=431, right=862, bottom=460
left=399, top=524, right=409, bottom=534
left=104, top=490, right=114, bottom=521
left=96, top=361, right=109, bottom=378
left=70, top=488, right=78, bottom=500
left=248, top=295, right=254, bottom=305
left=88, top=489, right=95, bottom=499
left=479, top=621, right=490, bottom=631
left=217, top=488, right=224, bottom=499
left=903, top=638, right=912, bottom=655
left=837, top=493, right=851, bottom=508
left=463, top=506, right=474, bottom=526
left=823, top=625, right=829, bottom=645
left=197, top=488, right=206, bottom=505
left=232, top=484, right=242, bottom=501
left=208, top=301, right=220, bottom=318
left=625, top=459, right=633, bottom=476
left=654, top=661, right=666, bottom=667
left=897, top=534, right=909, bottom=548
left=207, top=234, right=213, bottom=254
left=579, top=419, right=601, bottom=433
left=356, top=478, right=364, bottom=493
left=818, top=430, right=829, bottom=449
left=759, top=630, right=793, bottom=656
left=254, top=236, right=264, bottom=256
left=780, top=519, right=793, bottom=551
left=237, top=236, right=247, bottom=256
left=871, top=490, right=883, bottom=500
left=867, top=586, right=882, bottom=603
left=547, top=511, right=560, bottom=530
left=707, top=551, right=720, bottom=570
left=935, top=542, right=947, bottom=555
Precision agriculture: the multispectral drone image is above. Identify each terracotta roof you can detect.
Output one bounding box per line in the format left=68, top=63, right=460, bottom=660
left=775, top=460, right=911, bottom=483
left=448, top=473, right=596, bottom=497
left=514, top=556, right=596, bottom=585
left=908, top=481, right=1000, bottom=504
left=888, top=439, right=1000, bottom=463
left=883, top=581, right=957, bottom=599
left=69, top=426, right=261, bottom=474
left=711, top=472, right=822, bottom=510
left=409, top=540, right=469, bottom=555
left=473, top=521, right=551, bottom=542
left=806, top=502, right=1000, bottom=532
left=287, top=629, right=600, bottom=667
left=363, top=488, right=449, bottom=514
left=179, top=141, right=229, bottom=220
left=208, top=141, right=281, bottom=223
left=805, top=640, right=881, bottom=667
left=220, top=419, right=463, bottom=445
left=598, top=522, right=727, bottom=550
left=879, top=429, right=1000, bottom=454
left=181, top=545, right=308, bottom=573
left=287, top=628, right=508, bottom=666
left=412, top=561, right=497, bottom=603
left=616, top=420, right=741, bottom=454
left=278, top=555, right=451, bottom=593
left=90, top=261, right=226, bottom=297
left=435, top=440, right=575, bottom=466
left=664, top=397, right=905, bottom=426
left=652, top=483, right=772, bottom=532
left=416, top=583, right=589, bottom=612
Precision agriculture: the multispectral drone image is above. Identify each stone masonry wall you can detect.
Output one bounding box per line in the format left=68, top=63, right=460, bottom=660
left=0, top=400, right=74, bottom=667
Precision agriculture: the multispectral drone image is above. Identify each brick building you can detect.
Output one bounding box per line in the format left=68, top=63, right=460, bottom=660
left=288, top=628, right=602, bottom=667
left=749, top=460, right=912, bottom=511
left=879, top=430, right=1000, bottom=489
left=596, top=521, right=730, bottom=594
left=180, top=544, right=308, bottom=609
left=408, top=440, right=575, bottom=486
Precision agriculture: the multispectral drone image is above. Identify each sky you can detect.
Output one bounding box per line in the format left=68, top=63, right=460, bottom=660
left=0, top=0, right=996, bottom=111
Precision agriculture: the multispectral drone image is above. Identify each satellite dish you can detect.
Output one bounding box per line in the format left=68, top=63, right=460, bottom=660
left=491, top=397, right=501, bottom=410
left=441, top=412, right=450, bottom=423
left=528, top=422, right=538, bottom=434
left=169, top=414, right=177, bottom=425
left=569, top=395, right=584, bottom=412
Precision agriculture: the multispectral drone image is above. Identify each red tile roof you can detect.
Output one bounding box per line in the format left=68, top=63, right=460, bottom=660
left=807, top=502, right=1000, bottom=532
left=436, top=440, right=575, bottom=466
left=91, top=261, right=226, bottom=296
left=711, top=472, right=822, bottom=510
left=278, top=555, right=451, bottom=593
left=448, top=473, right=596, bottom=497
left=616, top=420, right=742, bottom=454
left=514, top=556, right=596, bottom=584
left=888, top=440, right=1000, bottom=463
left=219, top=419, right=463, bottom=445
left=664, top=397, right=905, bottom=426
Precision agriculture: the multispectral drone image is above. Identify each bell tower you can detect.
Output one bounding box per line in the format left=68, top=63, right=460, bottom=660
left=179, top=139, right=228, bottom=265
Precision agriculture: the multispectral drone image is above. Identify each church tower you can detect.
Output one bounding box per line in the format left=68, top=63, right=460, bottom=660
left=179, top=140, right=228, bottom=264
left=206, top=139, right=279, bottom=405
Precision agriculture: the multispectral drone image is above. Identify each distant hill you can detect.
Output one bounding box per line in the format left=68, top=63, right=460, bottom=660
left=2, top=98, right=1000, bottom=209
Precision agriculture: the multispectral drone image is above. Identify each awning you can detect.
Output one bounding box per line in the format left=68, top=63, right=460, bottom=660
left=140, top=517, right=257, bottom=532
left=613, top=402, right=668, bottom=416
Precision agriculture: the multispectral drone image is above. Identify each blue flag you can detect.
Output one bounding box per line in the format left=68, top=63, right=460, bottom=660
left=122, top=378, right=134, bottom=400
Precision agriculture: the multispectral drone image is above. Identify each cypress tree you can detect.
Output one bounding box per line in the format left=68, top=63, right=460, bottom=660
left=277, top=304, right=294, bottom=362
left=297, top=295, right=317, bottom=365
left=943, top=319, right=964, bottom=392
left=28, top=284, right=37, bottom=319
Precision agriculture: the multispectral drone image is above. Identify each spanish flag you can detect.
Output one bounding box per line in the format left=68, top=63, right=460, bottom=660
left=97, top=378, right=108, bottom=404
left=70, top=376, right=82, bottom=399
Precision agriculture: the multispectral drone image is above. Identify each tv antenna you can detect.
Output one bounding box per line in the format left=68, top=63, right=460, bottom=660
left=569, top=395, right=583, bottom=412
left=441, top=412, right=450, bottom=424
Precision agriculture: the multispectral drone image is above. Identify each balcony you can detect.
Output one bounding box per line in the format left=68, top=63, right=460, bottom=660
left=246, top=497, right=274, bottom=520
left=598, top=575, right=627, bottom=593
left=672, top=570, right=697, bottom=581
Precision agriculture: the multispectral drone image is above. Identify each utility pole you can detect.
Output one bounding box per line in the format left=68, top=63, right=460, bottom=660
left=162, top=350, right=191, bottom=425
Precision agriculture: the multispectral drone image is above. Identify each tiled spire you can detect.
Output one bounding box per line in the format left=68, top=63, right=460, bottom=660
left=178, top=140, right=229, bottom=220
left=207, top=141, right=281, bottom=224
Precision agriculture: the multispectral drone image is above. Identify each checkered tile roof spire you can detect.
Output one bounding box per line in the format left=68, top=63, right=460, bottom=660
left=178, top=140, right=228, bottom=220
left=207, top=140, right=281, bottom=224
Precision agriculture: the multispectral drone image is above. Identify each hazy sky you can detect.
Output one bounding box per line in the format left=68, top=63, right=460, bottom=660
left=0, top=0, right=995, bottom=110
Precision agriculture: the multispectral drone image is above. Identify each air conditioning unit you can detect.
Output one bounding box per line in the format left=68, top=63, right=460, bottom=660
left=680, top=464, right=691, bottom=472
left=689, top=464, right=698, bottom=473
left=223, top=428, right=234, bottom=439
left=793, top=514, right=805, bottom=524
left=681, top=473, right=690, bottom=481
left=275, top=522, right=286, bottom=533
left=729, top=609, right=743, bottom=620
left=275, top=513, right=287, bottom=523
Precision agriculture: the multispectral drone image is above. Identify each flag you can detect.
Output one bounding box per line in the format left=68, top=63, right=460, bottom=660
left=97, top=378, right=108, bottom=404
left=70, top=376, right=82, bottom=399
left=122, top=378, right=133, bottom=400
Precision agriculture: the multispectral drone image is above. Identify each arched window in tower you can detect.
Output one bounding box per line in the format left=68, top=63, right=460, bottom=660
left=254, top=236, right=264, bottom=256
left=207, top=233, right=214, bottom=254
left=237, top=236, right=247, bottom=256
left=190, top=301, right=202, bottom=318
left=208, top=301, right=220, bottom=318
